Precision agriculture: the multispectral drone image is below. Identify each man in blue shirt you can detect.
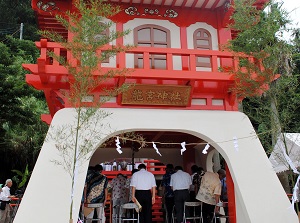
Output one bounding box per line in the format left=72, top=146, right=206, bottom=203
left=218, top=169, right=228, bottom=223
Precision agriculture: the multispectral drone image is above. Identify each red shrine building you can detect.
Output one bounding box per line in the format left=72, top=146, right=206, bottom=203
left=14, top=0, right=298, bottom=222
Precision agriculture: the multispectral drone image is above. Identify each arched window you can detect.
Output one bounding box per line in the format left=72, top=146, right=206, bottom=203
left=134, top=25, right=170, bottom=69
left=193, top=28, right=212, bottom=68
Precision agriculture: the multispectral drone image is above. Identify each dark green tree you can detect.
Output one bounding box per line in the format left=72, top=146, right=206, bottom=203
left=0, top=0, right=39, bottom=41
left=0, top=36, right=48, bottom=183
left=292, top=29, right=300, bottom=74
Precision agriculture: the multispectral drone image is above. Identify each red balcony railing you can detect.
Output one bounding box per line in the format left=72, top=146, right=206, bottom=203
left=24, top=39, right=263, bottom=84
left=23, top=39, right=266, bottom=123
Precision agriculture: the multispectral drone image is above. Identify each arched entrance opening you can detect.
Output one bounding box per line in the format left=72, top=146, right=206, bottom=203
left=89, top=130, right=235, bottom=222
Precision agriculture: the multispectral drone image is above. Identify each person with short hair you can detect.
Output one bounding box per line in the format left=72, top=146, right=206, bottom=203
left=0, top=179, right=15, bottom=223
left=108, top=173, right=128, bottom=223
left=125, top=169, right=139, bottom=202
left=130, top=163, right=156, bottom=223
left=217, top=169, right=229, bottom=223
left=196, top=171, right=221, bottom=223
left=161, top=164, right=175, bottom=223
left=170, top=166, right=192, bottom=223
left=190, top=164, right=199, bottom=201
left=84, top=164, right=108, bottom=223
left=193, top=166, right=204, bottom=196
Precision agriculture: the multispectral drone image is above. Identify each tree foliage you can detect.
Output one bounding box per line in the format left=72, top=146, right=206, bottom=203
left=225, top=0, right=300, bottom=197
left=226, top=0, right=292, bottom=98
left=0, top=0, right=39, bottom=41
left=0, top=36, right=48, bottom=183
left=242, top=74, right=300, bottom=154
left=292, top=29, right=300, bottom=74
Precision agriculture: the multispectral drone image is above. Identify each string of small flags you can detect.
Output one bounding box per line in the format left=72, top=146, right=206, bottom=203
left=115, top=136, right=123, bottom=154
left=152, top=142, right=162, bottom=156
left=114, top=134, right=244, bottom=156
left=202, top=143, right=210, bottom=154
left=180, top=142, right=186, bottom=155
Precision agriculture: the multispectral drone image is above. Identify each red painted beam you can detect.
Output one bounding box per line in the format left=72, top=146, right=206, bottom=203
left=201, top=0, right=210, bottom=9
left=211, top=0, right=221, bottom=10
left=226, top=165, right=236, bottom=223
left=26, top=74, right=70, bottom=90
left=41, top=114, right=52, bottom=125
left=181, top=0, right=188, bottom=8
left=25, top=64, right=235, bottom=81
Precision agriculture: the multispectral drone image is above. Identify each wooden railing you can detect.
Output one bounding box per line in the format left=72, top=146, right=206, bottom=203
left=24, top=39, right=263, bottom=81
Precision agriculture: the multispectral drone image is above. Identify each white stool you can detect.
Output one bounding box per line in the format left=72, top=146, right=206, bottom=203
left=183, top=201, right=203, bottom=223
left=212, top=202, right=229, bottom=223
left=118, top=203, right=140, bottom=223
left=84, top=203, right=105, bottom=223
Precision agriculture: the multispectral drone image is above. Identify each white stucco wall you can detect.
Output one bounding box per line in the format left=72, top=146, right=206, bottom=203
left=14, top=108, right=298, bottom=223
left=101, top=19, right=220, bottom=71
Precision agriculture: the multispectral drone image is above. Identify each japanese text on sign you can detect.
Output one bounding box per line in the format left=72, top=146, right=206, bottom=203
left=122, top=84, right=191, bottom=106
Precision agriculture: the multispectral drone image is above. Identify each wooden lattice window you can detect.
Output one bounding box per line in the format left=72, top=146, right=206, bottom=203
left=95, top=22, right=110, bottom=63
left=193, top=28, right=212, bottom=68
left=134, top=24, right=170, bottom=69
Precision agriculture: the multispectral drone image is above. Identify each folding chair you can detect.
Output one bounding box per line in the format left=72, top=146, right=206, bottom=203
left=183, top=201, right=203, bottom=223
left=84, top=203, right=105, bottom=223
left=212, top=202, right=229, bottom=223
left=118, top=203, right=139, bottom=223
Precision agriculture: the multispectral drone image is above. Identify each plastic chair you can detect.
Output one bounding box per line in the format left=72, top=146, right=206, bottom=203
left=112, top=204, right=121, bottom=223
left=183, top=201, right=203, bottom=223
left=212, top=202, right=229, bottom=223
left=118, top=203, right=140, bottom=223
left=84, top=203, right=105, bottom=223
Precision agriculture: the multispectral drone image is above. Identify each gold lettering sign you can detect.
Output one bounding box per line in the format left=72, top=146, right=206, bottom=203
left=122, top=84, right=191, bottom=106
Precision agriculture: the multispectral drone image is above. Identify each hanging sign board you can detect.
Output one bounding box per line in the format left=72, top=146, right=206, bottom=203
left=122, top=84, right=191, bottom=106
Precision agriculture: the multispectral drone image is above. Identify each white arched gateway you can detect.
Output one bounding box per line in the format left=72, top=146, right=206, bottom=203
left=14, top=108, right=298, bottom=223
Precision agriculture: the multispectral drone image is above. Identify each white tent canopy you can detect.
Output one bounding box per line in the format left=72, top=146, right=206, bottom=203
left=269, top=133, right=300, bottom=173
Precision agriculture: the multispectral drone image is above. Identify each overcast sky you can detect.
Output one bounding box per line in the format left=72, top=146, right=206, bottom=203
left=281, top=0, right=300, bottom=28
left=273, top=0, right=300, bottom=40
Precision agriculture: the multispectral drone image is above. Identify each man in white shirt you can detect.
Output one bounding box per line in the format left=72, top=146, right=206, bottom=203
left=130, top=163, right=156, bottom=223
left=170, top=166, right=192, bottom=223
left=0, top=179, right=15, bottom=223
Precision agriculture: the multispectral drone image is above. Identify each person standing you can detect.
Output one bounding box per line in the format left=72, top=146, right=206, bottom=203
left=130, top=163, right=156, bottom=223
left=217, top=169, right=229, bottom=223
left=108, top=173, right=128, bottom=223
left=170, top=166, right=192, bottom=223
left=196, top=171, right=221, bottom=223
left=0, top=179, right=15, bottom=223
left=84, top=164, right=108, bottom=223
left=193, top=166, right=204, bottom=196
left=161, top=164, right=175, bottom=223
left=190, top=165, right=198, bottom=201
left=125, top=169, right=139, bottom=202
